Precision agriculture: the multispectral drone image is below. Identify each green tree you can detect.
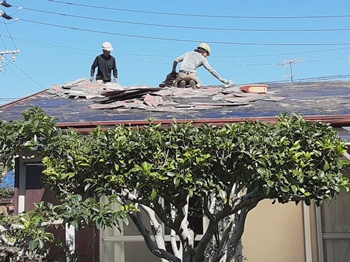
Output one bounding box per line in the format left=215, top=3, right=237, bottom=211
left=0, top=108, right=129, bottom=261
left=1, top=107, right=349, bottom=261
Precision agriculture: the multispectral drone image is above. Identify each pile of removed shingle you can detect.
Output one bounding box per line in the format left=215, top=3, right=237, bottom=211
left=48, top=78, right=284, bottom=111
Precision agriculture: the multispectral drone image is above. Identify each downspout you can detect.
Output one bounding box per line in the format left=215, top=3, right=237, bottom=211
left=303, top=204, right=313, bottom=262
left=66, top=224, right=75, bottom=261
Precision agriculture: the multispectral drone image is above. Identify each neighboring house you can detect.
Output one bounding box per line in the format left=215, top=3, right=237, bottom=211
left=1, top=79, right=350, bottom=262
left=0, top=198, right=14, bottom=215
left=0, top=170, right=14, bottom=215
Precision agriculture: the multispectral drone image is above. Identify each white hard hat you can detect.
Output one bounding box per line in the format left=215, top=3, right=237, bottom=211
left=102, top=42, right=113, bottom=51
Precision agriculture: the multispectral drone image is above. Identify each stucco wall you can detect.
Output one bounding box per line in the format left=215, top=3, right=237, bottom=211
left=243, top=200, right=305, bottom=262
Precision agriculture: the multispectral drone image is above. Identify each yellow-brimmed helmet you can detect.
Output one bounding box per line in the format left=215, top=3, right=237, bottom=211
left=198, top=43, right=211, bottom=55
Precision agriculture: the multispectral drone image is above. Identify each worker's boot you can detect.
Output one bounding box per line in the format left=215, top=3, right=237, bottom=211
left=189, top=80, right=196, bottom=89
left=179, top=80, right=186, bottom=88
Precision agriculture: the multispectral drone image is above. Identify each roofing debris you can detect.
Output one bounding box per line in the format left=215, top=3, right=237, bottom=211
left=48, top=78, right=284, bottom=112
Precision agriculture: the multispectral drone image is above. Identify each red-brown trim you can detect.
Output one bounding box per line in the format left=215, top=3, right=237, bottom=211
left=55, top=114, right=350, bottom=133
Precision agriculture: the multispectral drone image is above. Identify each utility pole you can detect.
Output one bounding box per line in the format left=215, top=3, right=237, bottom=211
left=0, top=49, right=20, bottom=71
left=0, top=1, right=20, bottom=72
left=0, top=0, right=13, bottom=19
left=283, top=58, right=304, bottom=82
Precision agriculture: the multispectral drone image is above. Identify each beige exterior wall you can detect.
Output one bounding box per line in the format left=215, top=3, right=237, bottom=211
left=243, top=200, right=305, bottom=262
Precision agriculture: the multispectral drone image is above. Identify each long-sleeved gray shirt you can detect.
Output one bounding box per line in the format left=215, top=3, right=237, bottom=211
left=175, top=51, right=221, bottom=80
left=90, top=54, right=118, bottom=82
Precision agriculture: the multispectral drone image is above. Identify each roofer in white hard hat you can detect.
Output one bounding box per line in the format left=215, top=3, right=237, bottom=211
left=90, top=42, right=118, bottom=84
left=171, top=43, right=232, bottom=88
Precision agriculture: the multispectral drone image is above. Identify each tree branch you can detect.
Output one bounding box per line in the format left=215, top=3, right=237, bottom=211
left=152, top=199, right=176, bottom=230
left=212, top=220, right=234, bottom=262
left=140, top=204, right=169, bottom=262
left=195, top=219, right=219, bottom=262
left=128, top=211, right=181, bottom=262
left=170, top=203, right=182, bottom=258
left=203, top=194, right=215, bottom=221
left=226, top=202, right=258, bottom=262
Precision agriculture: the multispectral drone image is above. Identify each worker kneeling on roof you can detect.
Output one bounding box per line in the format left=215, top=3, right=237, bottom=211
left=171, top=43, right=232, bottom=88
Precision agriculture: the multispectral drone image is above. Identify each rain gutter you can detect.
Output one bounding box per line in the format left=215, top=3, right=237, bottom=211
left=56, top=114, right=350, bottom=133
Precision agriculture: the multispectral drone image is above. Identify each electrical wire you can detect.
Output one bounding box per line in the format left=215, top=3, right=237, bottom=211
left=18, top=7, right=350, bottom=32
left=0, top=97, right=20, bottom=100
left=4, top=38, right=348, bottom=67
left=296, top=74, right=350, bottom=82
left=0, top=19, right=17, bottom=24
left=2, top=17, right=17, bottom=49
left=0, top=64, right=7, bottom=76
left=18, top=19, right=350, bottom=46
left=261, top=74, right=350, bottom=84
left=3, top=35, right=350, bottom=59
left=6, top=59, right=44, bottom=90
left=0, top=36, right=347, bottom=67
left=47, top=0, right=350, bottom=19
left=214, top=57, right=347, bottom=67
left=0, top=33, right=7, bottom=49
left=5, top=62, right=34, bottom=92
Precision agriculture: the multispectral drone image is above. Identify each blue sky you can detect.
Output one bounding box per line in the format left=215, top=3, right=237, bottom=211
left=0, top=0, right=349, bottom=105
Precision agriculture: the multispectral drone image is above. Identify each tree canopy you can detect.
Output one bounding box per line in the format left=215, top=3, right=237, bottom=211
left=0, top=107, right=349, bottom=261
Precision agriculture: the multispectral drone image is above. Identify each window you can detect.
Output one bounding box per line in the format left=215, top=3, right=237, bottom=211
left=317, top=167, right=350, bottom=262
left=100, top=197, right=207, bottom=262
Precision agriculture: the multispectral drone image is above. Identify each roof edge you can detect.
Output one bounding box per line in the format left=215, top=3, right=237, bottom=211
left=55, top=114, right=350, bottom=132
left=0, top=89, right=49, bottom=109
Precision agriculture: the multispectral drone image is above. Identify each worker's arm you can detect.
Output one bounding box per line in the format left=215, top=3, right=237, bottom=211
left=202, top=59, right=222, bottom=80
left=202, top=59, right=231, bottom=84
left=171, top=61, right=178, bottom=73
left=172, top=53, right=185, bottom=73
left=112, top=57, right=118, bottom=79
left=90, top=57, right=98, bottom=77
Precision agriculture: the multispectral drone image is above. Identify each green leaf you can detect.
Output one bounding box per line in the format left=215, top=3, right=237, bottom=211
left=151, top=189, right=158, bottom=200
left=323, top=161, right=330, bottom=171
left=29, top=240, right=38, bottom=250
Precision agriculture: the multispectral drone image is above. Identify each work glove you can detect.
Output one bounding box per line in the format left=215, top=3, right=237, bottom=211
left=220, top=78, right=233, bottom=85
left=90, top=77, right=94, bottom=82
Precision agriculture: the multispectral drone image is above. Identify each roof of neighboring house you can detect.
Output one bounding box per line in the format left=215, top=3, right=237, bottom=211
left=1, top=78, right=350, bottom=130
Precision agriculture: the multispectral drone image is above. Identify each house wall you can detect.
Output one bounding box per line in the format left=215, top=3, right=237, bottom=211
left=14, top=157, right=100, bottom=262
left=15, top=152, right=341, bottom=262
left=243, top=200, right=305, bottom=262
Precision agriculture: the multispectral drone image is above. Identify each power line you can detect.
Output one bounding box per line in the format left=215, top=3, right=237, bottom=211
left=5, top=62, right=34, bottom=92
left=0, top=34, right=7, bottom=49
left=260, top=74, right=350, bottom=84
left=1, top=2, right=18, bottom=49
left=215, top=57, right=348, bottom=67
left=2, top=35, right=350, bottom=59
left=2, top=19, right=17, bottom=48
left=0, top=35, right=347, bottom=67
left=0, top=97, right=20, bottom=100
left=0, top=36, right=347, bottom=67
left=296, top=74, right=350, bottom=82
left=17, top=19, right=350, bottom=46
left=18, top=7, right=350, bottom=32
left=47, top=0, right=350, bottom=19
left=6, top=58, right=44, bottom=89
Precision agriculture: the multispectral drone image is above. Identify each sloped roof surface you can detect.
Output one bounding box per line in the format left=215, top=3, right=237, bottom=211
left=1, top=79, right=350, bottom=124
